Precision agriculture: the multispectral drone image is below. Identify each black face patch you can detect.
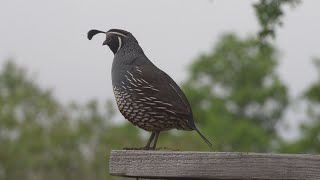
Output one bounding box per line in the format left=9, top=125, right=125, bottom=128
left=88, top=28, right=137, bottom=54
left=106, top=34, right=120, bottom=54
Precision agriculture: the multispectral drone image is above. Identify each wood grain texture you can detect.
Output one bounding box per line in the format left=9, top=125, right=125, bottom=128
left=109, top=150, right=320, bottom=180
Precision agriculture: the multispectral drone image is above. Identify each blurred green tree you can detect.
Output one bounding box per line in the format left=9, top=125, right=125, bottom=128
left=179, top=34, right=288, bottom=152
left=0, top=60, right=141, bottom=180
left=279, top=59, right=320, bottom=154
left=157, top=0, right=300, bottom=152
left=0, top=60, right=62, bottom=179
left=122, top=0, right=302, bottom=152
left=253, top=0, right=301, bottom=42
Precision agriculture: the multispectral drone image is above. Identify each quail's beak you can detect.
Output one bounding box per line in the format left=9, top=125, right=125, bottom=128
left=102, top=39, right=108, bottom=46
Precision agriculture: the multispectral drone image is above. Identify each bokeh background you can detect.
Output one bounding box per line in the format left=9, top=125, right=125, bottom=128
left=1, top=0, right=319, bottom=179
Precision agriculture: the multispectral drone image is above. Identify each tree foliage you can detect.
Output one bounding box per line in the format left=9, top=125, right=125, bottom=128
left=253, top=0, right=301, bottom=42
left=182, top=34, right=288, bottom=152
left=0, top=61, right=142, bottom=180
left=280, top=59, right=320, bottom=154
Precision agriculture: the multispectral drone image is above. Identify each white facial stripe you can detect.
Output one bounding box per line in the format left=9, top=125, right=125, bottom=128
left=107, top=32, right=126, bottom=37
left=117, top=37, right=122, bottom=52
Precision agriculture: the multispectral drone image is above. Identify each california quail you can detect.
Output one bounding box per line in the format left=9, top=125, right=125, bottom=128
left=88, top=29, right=213, bottom=150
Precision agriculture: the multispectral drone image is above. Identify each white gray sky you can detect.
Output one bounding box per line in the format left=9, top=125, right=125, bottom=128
left=1, top=0, right=319, bottom=138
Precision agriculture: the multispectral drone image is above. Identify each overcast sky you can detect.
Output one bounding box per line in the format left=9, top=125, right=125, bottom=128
left=1, top=0, right=319, bottom=105
left=1, top=0, right=319, bottom=139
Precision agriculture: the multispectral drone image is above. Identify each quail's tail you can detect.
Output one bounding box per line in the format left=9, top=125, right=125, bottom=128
left=194, top=127, right=214, bottom=150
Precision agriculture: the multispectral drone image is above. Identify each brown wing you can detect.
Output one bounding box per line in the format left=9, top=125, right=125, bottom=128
left=125, top=64, right=195, bottom=130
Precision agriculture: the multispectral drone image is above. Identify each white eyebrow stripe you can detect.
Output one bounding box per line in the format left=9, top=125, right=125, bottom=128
left=117, top=37, right=122, bottom=52
left=107, top=32, right=126, bottom=37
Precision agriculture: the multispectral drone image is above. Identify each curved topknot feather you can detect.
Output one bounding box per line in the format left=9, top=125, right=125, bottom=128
left=87, top=29, right=105, bottom=40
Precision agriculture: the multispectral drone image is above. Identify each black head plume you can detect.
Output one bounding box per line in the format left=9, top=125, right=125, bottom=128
left=88, top=28, right=141, bottom=55
left=87, top=29, right=105, bottom=40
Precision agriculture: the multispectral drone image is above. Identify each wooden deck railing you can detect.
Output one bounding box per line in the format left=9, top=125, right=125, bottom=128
left=109, top=150, right=320, bottom=179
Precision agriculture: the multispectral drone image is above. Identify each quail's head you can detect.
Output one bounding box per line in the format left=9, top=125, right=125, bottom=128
left=87, top=29, right=137, bottom=54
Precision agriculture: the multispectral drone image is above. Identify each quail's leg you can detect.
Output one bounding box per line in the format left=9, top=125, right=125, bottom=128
left=150, top=131, right=160, bottom=150
left=124, top=132, right=156, bottom=150
left=144, top=132, right=156, bottom=150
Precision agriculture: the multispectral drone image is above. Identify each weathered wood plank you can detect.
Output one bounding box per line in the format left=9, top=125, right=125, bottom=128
left=109, top=150, right=320, bottom=180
